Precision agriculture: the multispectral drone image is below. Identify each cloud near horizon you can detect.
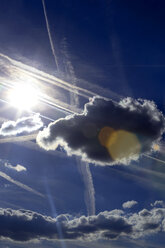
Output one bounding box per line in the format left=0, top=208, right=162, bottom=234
left=0, top=114, right=43, bottom=136
left=37, top=97, right=165, bottom=165
left=0, top=204, right=165, bottom=242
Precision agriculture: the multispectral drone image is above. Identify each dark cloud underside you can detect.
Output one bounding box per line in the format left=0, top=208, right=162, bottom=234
left=37, top=97, right=165, bottom=165
left=0, top=205, right=164, bottom=242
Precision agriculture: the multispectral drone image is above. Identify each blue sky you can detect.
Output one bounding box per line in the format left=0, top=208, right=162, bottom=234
left=0, top=0, right=165, bottom=247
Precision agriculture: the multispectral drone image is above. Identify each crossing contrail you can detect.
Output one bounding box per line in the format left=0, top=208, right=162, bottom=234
left=62, top=38, right=96, bottom=216
left=41, top=0, right=60, bottom=72
left=0, top=53, right=119, bottom=102
left=0, top=171, right=44, bottom=198
left=16, top=66, right=96, bottom=99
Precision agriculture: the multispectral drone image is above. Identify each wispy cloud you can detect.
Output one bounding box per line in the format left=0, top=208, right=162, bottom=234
left=37, top=97, right=165, bottom=165
left=0, top=114, right=43, bottom=136
left=122, top=200, right=138, bottom=209
left=4, top=162, right=26, bottom=172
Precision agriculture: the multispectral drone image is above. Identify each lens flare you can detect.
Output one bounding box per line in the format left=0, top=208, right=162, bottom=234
left=153, top=144, right=160, bottom=151
left=99, top=127, right=141, bottom=161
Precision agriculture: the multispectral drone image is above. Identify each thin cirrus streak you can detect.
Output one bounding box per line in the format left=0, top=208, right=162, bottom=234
left=0, top=171, right=44, bottom=198
left=0, top=88, right=79, bottom=117
left=41, top=0, right=60, bottom=72
left=0, top=77, right=80, bottom=115
left=17, top=66, right=95, bottom=99
left=0, top=133, right=37, bottom=144
left=0, top=58, right=83, bottom=115
left=143, top=154, right=165, bottom=165
left=38, top=97, right=81, bottom=115
left=61, top=37, right=79, bottom=106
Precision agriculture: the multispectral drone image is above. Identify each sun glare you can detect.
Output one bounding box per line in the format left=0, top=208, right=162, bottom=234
left=8, top=84, right=39, bottom=111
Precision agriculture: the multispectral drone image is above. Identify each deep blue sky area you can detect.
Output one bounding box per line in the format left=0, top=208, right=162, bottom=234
left=0, top=0, right=165, bottom=247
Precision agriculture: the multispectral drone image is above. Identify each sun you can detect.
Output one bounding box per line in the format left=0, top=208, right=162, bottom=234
left=8, top=83, right=39, bottom=111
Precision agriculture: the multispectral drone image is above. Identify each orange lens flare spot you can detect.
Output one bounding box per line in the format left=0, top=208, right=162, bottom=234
left=98, top=127, right=115, bottom=147
left=153, top=144, right=160, bottom=151
left=99, top=127, right=141, bottom=161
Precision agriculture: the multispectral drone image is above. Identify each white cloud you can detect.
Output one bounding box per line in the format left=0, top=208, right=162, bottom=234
left=129, top=207, right=165, bottom=238
left=0, top=205, right=164, bottom=242
left=122, top=200, right=138, bottom=209
left=4, top=163, right=26, bottom=172
left=151, top=200, right=165, bottom=208
left=0, top=114, right=43, bottom=136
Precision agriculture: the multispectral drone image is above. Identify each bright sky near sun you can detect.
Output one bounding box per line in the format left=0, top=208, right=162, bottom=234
left=8, top=83, right=39, bottom=111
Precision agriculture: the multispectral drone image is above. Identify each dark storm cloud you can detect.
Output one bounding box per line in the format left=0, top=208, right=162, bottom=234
left=37, top=97, right=165, bottom=165
left=0, top=114, right=43, bottom=136
left=0, top=206, right=165, bottom=242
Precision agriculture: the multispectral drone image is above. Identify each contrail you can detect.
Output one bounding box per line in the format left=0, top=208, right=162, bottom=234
left=0, top=171, right=44, bottom=198
left=41, top=0, right=59, bottom=71
left=0, top=92, right=79, bottom=120
left=0, top=134, right=37, bottom=144
left=0, top=81, right=81, bottom=114
left=61, top=37, right=79, bottom=106
left=17, top=66, right=95, bottom=99
left=62, top=38, right=96, bottom=216
left=110, top=166, right=165, bottom=192
left=133, top=164, right=165, bottom=179
left=38, top=97, right=81, bottom=114
left=78, top=161, right=95, bottom=216
left=143, top=154, right=165, bottom=165
left=0, top=53, right=118, bottom=102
